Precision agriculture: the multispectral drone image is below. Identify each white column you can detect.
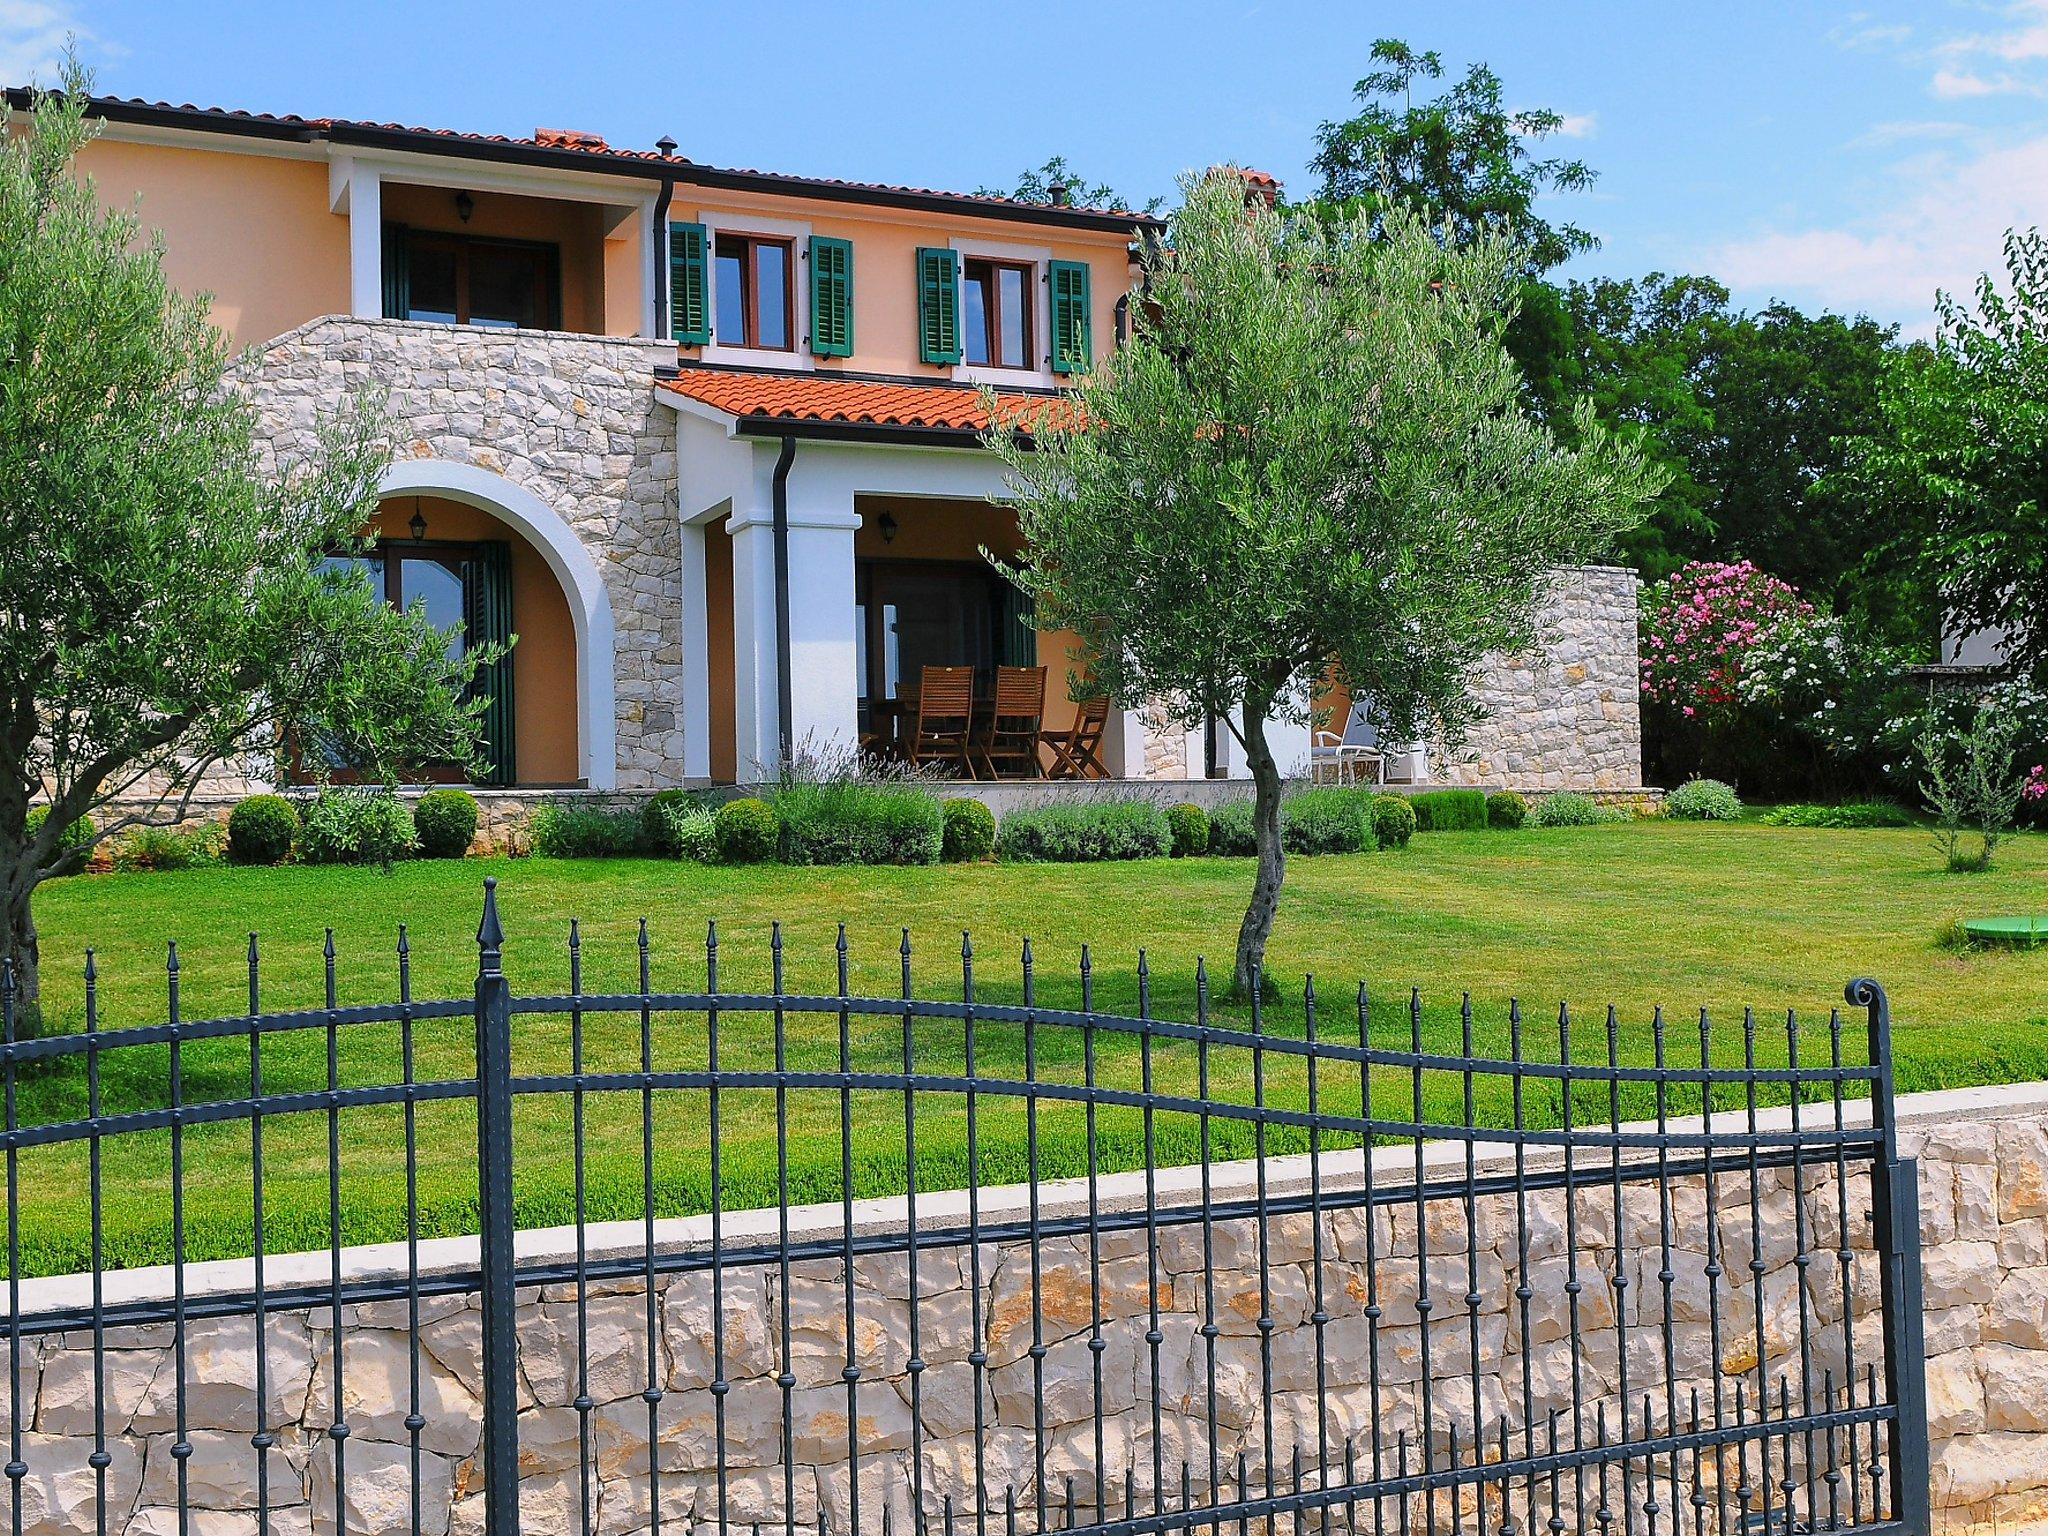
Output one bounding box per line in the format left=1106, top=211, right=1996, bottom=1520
left=331, top=158, right=383, bottom=319
left=727, top=461, right=860, bottom=780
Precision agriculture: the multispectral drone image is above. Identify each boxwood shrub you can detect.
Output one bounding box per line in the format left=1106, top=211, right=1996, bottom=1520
left=1486, top=791, right=1528, bottom=830
left=996, top=799, right=1171, bottom=863
left=1370, top=795, right=1417, bottom=849
left=226, top=795, right=297, bottom=865
left=413, top=789, right=480, bottom=859
left=941, top=798, right=997, bottom=863
left=1409, top=789, right=1488, bottom=832
left=715, top=798, right=780, bottom=863
left=1282, top=788, right=1369, bottom=855
left=772, top=781, right=941, bottom=866
left=1165, top=803, right=1211, bottom=858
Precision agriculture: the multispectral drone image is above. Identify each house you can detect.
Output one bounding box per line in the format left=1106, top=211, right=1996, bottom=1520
left=19, top=88, right=1645, bottom=805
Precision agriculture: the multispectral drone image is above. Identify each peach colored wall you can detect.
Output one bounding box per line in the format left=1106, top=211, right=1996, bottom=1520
left=76, top=138, right=348, bottom=351
left=853, top=496, right=1089, bottom=734
left=370, top=497, right=581, bottom=785
left=678, top=189, right=1133, bottom=377
left=381, top=183, right=610, bottom=335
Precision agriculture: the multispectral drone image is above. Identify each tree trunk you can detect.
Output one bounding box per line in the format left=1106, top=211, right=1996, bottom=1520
left=1, top=868, right=41, bottom=1039
left=1232, top=704, right=1287, bottom=998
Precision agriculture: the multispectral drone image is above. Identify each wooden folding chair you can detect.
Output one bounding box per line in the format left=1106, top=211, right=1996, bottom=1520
left=972, top=666, right=1047, bottom=780
left=907, top=666, right=976, bottom=776
left=1043, top=694, right=1112, bottom=780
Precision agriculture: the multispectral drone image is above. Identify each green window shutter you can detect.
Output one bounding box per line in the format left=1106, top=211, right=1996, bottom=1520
left=669, top=222, right=710, bottom=345
left=916, top=246, right=960, bottom=365
left=808, top=235, right=854, bottom=357
left=1049, top=260, right=1092, bottom=374
left=380, top=225, right=410, bottom=320
left=997, top=579, right=1038, bottom=668
left=463, top=542, right=517, bottom=787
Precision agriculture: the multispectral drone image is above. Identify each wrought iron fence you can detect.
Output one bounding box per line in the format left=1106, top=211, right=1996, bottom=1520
left=1, top=879, right=1928, bottom=1536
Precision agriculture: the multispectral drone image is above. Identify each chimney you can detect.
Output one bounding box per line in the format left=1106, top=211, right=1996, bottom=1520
left=1048, top=179, right=1070, bottom=208
left=534, top=126, right=609, bottom=153
left=655, top=134, right=678, bottom=158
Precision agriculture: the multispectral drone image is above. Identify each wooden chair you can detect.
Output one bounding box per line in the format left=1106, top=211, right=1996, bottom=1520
left=1044, top=695, right=1112, bottom=780
left=972, top=666, right=1047, bottom=780
left=907, top=666, right=976, bottom=775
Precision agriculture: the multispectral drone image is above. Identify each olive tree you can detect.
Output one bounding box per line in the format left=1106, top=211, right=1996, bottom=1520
left=986, top=171, right=1662, bottom=994
left=0, top=68, right=489, bottom=1032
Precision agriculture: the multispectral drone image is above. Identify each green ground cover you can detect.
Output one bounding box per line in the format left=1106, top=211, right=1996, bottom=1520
left=10, top=821, right=2047, bottom=1275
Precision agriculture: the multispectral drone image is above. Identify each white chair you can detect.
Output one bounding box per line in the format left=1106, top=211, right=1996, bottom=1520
left=1310, top=702, right=1387, bottom=785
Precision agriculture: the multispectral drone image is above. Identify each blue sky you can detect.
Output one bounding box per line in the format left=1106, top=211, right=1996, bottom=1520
left=13, top=0, right=2048, bottom=335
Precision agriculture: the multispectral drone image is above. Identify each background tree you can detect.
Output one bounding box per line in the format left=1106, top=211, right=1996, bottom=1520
left=986, top=172, right=1661, bottom=994
left=977, top=155, right=1162, bottom=215
left=0, top=68, right=490, bottom=1033
left=1841, top=228, right=2048, bottom=677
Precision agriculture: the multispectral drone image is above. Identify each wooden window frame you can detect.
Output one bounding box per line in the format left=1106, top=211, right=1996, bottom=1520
left=396, top=228, right=561, bottom=330
left=961, top=257, right=1035, bottom=371
left=714, top=231, right=797, bottom=352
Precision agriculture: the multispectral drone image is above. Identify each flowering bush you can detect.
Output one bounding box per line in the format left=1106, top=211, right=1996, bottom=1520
left=1640, top=561, right=1813, bottom=723
left=2028, top=765, right=2046, bottom=803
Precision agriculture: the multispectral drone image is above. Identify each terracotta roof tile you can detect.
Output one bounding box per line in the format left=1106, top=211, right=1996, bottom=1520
left=658, top=369, right=1079, bottom=435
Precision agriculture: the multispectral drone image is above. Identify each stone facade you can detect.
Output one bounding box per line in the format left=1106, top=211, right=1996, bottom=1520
left=1438, top=566, right=1643, bottom=790
left=9, top=1080, right=2042, bottom=1536
left=242, top=318, right=686, bottom=788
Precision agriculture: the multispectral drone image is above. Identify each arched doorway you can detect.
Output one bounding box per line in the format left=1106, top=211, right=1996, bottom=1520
left=373, top=461, right=617, bottom=788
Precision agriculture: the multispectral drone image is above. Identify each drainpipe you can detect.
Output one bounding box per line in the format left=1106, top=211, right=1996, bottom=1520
left=651, top=137, right=677, bottom=338
left=772, top=433, right=797, bottom=767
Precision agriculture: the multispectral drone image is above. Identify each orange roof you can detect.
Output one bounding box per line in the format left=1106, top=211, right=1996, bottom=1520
left=658, top=369, right=1080, bottom=436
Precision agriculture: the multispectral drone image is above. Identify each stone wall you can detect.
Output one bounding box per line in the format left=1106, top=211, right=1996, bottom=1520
left=10, top=1080, right=2040, bottom=1536
left=241, top=318, right=686, bottom=788
left=1438, top=566, right=1644, bottom=790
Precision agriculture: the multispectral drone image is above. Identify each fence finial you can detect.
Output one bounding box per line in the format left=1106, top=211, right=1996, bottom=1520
left=477, top=877, right=505, bottom=975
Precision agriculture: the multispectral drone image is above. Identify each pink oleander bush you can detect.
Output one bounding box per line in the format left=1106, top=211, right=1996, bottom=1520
left=1640, top=560, right=1814, bottom=723
left=2027, top=765, right=2046, bottom=803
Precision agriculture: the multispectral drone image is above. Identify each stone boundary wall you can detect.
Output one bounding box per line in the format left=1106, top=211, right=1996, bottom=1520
left=1438, top=566, right=1644, bottom=791
left=13, top=1078, right=2029, bottom=1536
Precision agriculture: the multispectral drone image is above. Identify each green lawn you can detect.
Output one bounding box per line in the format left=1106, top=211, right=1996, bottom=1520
left=9, top=820, right=2048, bottom=1276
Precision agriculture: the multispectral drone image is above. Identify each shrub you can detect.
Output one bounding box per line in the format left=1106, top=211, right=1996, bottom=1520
left=1282, top=788, right=1369, bottom=855
left=996, top=799, right=1171, bottom=863
left=112, top=823, right=222, bottom=872
left=530, top=805, right=643, bottom=859
left=1761, top=800, right=1913, bottom=829
left=1665, top=777, right=1743, bottom=822
left=25, top=805, right=96, bottom=862
left=1409, top=789, right=1488, bottom=832
left=1640, top=560, right=1814, bottom=726
left=715, top=798, right=781, bottom=863
left=226, top=794, right=297, bottom=865
left=1530, top=791, right=1619, bottom=828
left=1370, top=795, right=1417, bottom=849
left=1207, top=800, right=1258, bottom=856
left=773, top=781, right=941, bottom=866
left=942, top=798, right=997, bottom=863
left=1165, top=802, right=1210, bottom=858
left=300, top=789, right=416, bottom=867
left=1486, top=791, right=1528, bottom=830
left=413, top=789, right=479, bottom=859
left=646, top=797, right=717, bottom=862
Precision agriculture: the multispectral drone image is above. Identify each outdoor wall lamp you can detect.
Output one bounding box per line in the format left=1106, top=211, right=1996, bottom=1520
left=455, top=190, right=474, bottom=223
left=878, top=511, right=898, bottom=544
left=409, top=503, right=428, bottom=542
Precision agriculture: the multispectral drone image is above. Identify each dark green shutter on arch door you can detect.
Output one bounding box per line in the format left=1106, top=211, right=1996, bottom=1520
left=381, top=225, right=410, bottom=319
left=465, top=542, right=517, bottom=787
left=998, top=580, right=1037, bottom=668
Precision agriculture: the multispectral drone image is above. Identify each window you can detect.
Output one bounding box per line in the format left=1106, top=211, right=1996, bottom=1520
left=387, top=228, right=559, bottom=330
left=714, top=233, right=794, bottom=350
left=961, top=258, right=1033, bottom=369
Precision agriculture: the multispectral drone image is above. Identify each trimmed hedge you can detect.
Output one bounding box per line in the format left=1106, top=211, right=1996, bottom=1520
left=531, top=805, right=642, bottom=859
left=1486, top=791, right=1528, bottom=830
left=1370, top=795, right=1417, bottom=849
left=26, top=805, right=96, bottom=860
left=772, top=781, right=941, bottom=866
left=1409, top=789, right=1488, bottom=832
left=941, top=799, right=997, bottom=863
left=300, top=789, right=415, bottom=866
left=1665, top=777, right=1743, bottom=822
left=715, top=798, right=780, bottom=863
left=413, top=789, right=479, bottom=859
left=1166, top=803, right=1210, bottom=858
left=226, top=795, right=297, bottom=865
left=1282, top=788, right=1370, bottom=855
left=996, top=799, right=1171, bottom=863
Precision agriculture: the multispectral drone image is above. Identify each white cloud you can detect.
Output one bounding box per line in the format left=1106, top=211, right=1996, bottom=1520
left=1710, top=131, right=2048, bottom=330
left=1930, top=64, right=2041, bottom=97
left=0, top=1, right=94, bottom=85
left=1849, top=118, right=1972, bottom=148
left=1554, top=112, right=1598, bottom=140
left=1937, top=0, right=2048, bottom=63
left=1830, top=14, right=1914, bottom=51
